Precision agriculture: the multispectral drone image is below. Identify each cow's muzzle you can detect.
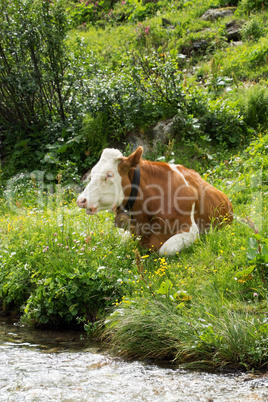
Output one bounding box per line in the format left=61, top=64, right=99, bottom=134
left=77, top=197, right=87, bottom=208
left=76, top=197, right=98, bottom=215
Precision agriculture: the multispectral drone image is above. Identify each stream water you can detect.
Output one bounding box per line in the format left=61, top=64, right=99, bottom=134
left=1, top=318, right=268, bottom=402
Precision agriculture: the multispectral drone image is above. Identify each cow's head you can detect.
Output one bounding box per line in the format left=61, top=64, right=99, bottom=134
left=77, top=146, right=143, bottom=214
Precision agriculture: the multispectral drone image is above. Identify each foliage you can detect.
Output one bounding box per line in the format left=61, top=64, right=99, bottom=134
left=81, top=113, right=109, bottom=163
left=241, top=16, right=265, bottom=41
left=238, top=0, right=268, bottom=15
left=0, top=0, right=88, bottom=177
left=2, top=0, right=268, bottom=179
left=198, top=97, right=247, bottom=145
left=0, top=196, right=139, bottom=327
left=67, top=0, right=121, bottom=27
left=0, top=0, right=69, bottom=131
left=217, top=37, right=268, bottom=80
left=231, top=83, right=268, bottom=131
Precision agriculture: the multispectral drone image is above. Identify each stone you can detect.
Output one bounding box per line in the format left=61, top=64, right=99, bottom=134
left=127, top=134, right=151, bottom=155
left=226, top=20, right=243, bottom=42
left=152, top=119, right=175, bottom=146
left=201, top=7, right=236, bottom=22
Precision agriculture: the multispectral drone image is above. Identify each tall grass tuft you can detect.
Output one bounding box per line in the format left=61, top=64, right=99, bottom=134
left=103, top=294, right=268, bottom=370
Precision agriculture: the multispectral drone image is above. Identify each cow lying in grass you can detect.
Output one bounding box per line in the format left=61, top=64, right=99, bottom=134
left=77, top=146, right=233, bottom=255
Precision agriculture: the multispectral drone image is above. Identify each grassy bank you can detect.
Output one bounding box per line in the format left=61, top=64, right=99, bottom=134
left=0, top=133, right=267, bottom=370
left=1, top=0, right=268, bottom=371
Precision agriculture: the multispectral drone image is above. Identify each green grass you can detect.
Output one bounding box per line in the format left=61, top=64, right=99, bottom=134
left=0, top=193, right=140, bottom=326
left=103, top=296, right=268, bottom=370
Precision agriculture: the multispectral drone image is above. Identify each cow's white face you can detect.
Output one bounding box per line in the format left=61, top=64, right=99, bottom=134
left=77, top=148, right=124, bottom=214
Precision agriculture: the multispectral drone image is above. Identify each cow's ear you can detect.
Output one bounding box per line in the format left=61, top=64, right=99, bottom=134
left=126, top=146, right=143, bottom=168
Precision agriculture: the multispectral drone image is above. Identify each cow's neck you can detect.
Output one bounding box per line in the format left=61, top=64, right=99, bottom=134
left=118, top=165, right=140, bottom=215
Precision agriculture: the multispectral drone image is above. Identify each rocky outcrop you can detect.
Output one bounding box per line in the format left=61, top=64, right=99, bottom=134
left=152, top=119, right=175, bottom=146
left=201, top=7, right=236, bottom=21
left=225, top=20, right=244, bottom=42
left=126, top=119, right=175, bottom=155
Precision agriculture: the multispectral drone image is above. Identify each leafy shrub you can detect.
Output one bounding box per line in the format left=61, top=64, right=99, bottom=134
left=199, top=98, right=247, bottom=145
left=128, top=1, right=161, bottom=22
left=171, top=81, right=248, bottom=146
left=241, top=17, right=265, bottom=41
left=129, top=51, right=186, bottom=118
left=220, top=37, right=268, bottom=79
left=81, top=113, right=109, bottom=162
left=235, top=84, right=268, bottom=131
left=0, top=0, right=87, bottom=177
left=83, top=52, right=186, bottom=140
left=86, top=70, right=145, bottom=138
left=238, top=0, right=268, bottom=14
left=67, top=0, right=114, bottom=26
left=0, top=0, right=70, bottom=132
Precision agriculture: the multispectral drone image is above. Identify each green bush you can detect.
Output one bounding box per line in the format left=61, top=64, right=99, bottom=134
left=236, top=84, right=268, bottom=131
left=0, top=0, right=87, bottom=177
left=199, top=98, right=247, bottom=145
left=238, top=0, right=268, bottom=14
left=0, top=0, right=69, bottom=132
left=129, top=1, right=160, bottom=22
left=81, top=113, right=109, bottom=163
left=241, top=17, right=265, bottom=41
left=219, top=37, right=268, bottom=80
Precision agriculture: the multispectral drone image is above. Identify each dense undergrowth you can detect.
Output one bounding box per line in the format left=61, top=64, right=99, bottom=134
left=0, top=0, right=268, bottom=370
left=1, top=0, right=268, bottom=178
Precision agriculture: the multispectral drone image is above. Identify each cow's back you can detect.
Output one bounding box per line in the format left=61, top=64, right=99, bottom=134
left=177, top=165, right=233, bottom=232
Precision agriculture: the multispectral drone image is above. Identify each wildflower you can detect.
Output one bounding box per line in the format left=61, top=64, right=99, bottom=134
left=141, top=255, right=149, bottom=259
left=253, top=292, right=258, bottom=297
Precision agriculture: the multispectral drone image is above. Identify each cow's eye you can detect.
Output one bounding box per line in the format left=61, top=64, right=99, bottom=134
left=106, top=172, right=114, bottom=179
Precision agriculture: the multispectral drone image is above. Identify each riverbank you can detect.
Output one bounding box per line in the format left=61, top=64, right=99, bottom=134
left=0, top=133, right=267, bottom=370
left=1, top=318, right=268, bottom=401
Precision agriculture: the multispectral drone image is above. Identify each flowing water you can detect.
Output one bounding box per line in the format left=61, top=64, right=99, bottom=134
left=1, top=318, right=268, bottom=402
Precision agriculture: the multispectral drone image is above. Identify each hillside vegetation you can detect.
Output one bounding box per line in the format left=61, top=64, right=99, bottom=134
left=0, top=0, right=268, bottom=370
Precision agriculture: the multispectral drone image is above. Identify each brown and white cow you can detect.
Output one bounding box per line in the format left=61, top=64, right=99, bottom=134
left=77, top=146, right=233, bottom=255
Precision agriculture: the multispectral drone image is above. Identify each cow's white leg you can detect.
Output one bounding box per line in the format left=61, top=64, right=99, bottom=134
left=158, top=203, right=199, bottom=256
